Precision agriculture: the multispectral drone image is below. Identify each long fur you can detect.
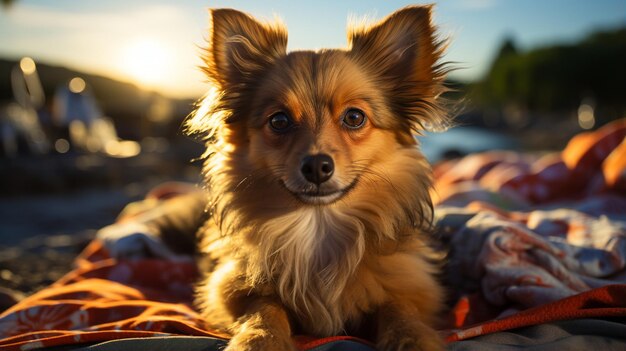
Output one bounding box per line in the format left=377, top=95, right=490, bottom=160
left=187, top=5, right=449, bottom=350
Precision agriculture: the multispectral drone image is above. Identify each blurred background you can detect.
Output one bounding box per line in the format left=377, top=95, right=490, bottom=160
left=0, top=0, right=624, bottom=299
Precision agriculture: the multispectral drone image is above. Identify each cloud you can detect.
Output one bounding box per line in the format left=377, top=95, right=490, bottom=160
left=5, top=4, right=189, bottom=36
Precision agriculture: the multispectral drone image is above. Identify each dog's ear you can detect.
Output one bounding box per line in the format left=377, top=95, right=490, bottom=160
left=348, top=5, right=449, bottom=134
left=204, top=9, right=287, bottom=90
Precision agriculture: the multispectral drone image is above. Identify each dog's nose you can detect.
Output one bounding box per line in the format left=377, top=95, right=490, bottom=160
left=301, top=154, right=334, bottom=185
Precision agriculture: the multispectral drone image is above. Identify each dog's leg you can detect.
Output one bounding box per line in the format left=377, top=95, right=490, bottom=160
left=376, top=302, right=444, bottom=351
left=226, top=297, right=296, bottom=351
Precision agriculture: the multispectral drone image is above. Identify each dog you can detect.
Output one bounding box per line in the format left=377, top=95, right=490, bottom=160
left=174, top=5, right=451, bottom=351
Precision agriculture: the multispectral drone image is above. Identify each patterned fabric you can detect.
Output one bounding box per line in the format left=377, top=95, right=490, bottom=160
left=0, top=240, right=229, bottom=350
left=445, top=284, right=626, bottom=342
left=437, top=119, right=626, bottom=336
left=1, top=120, right=625, bottom=350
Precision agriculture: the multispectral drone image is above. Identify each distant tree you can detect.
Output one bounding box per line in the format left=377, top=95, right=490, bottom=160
left=475, top=37, right=522, bottom=107
left=472, top=27, right=626, bottom=121
left=495, top=36, right=518, bottom=60
left=1, top=0, right=16, bottom=9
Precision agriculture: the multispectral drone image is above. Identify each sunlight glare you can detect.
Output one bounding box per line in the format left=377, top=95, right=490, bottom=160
left=120, top=38, right=170, bottom=87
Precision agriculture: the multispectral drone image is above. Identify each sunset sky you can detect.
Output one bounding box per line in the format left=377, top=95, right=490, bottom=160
left=1, top=0, right=624, bottom=99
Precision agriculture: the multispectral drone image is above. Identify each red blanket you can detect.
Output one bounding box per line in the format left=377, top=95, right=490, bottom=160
left=1, top=120, right=626, bottom=350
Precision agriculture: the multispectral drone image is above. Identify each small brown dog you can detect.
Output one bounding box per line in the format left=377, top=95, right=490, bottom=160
left=186, top=5, right=450, bottom=351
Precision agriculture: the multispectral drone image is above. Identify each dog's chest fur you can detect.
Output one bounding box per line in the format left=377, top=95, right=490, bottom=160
left=200, top=205, right=437, bottom=337
left=250, top=207, right=368, bottom=335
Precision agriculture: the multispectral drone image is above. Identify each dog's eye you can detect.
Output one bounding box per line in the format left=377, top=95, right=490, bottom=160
left=342, top=108, right=367, bottom=129
left=269, top=112, right=292, bottom=132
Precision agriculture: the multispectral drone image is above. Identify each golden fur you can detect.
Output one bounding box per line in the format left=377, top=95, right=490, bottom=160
left=187, top=5, right=450, bottom=351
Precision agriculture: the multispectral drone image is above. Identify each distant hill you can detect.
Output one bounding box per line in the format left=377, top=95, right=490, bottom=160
left=0, top=58, right=197, bottom=139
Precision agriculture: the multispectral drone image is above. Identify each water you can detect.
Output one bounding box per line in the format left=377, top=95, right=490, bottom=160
left=418, top=126, right=519, bottom=163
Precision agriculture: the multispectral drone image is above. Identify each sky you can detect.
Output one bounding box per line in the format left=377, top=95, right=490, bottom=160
left=0, top=0, right=624, bottom=99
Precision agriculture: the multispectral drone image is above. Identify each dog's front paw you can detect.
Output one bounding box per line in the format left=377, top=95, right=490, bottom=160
left=377, top=323, right=444, bottom=351
left=225, top=329, right=297, bottom=351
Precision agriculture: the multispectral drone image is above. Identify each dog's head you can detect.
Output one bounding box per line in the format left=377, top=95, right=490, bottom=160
left=190, top=5, right=448, bottom=225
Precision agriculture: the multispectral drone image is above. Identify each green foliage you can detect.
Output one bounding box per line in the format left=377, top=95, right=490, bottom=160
left=1, top=0, right=15, bottom=9
left=473, top=27, right=626, bottom=115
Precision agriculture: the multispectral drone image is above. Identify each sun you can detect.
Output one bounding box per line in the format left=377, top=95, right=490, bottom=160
left=119, top=38, right=171, bottom=87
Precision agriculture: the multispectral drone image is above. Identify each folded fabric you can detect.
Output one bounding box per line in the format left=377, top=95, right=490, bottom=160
left=437, top=119, right=626, bottom=329
left=445, top=284, right=626, bottom=342
left=447, top=318, right=626, bottom=350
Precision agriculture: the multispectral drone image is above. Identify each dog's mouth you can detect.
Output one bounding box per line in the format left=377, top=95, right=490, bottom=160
left=280, top=177, right=359, bottom=205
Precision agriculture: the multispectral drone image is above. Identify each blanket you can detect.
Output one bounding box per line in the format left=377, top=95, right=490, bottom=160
left=1, top=120, right=625, bottom=350
left=437, top=119, right=626, bottom=336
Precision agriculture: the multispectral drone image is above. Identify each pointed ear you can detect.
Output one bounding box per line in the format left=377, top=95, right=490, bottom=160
left=204, top=9, right=287, bottom=89
left=348, top=6, right=449, bottom=133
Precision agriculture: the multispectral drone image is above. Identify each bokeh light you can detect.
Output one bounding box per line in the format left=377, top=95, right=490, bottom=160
left=54, top=139, right=70, bottom=153
left=578, top=104, right=596, bottom=130
left=19, top=57, right=36, bottom=75
left=68, top=77, right=86, bottom=93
